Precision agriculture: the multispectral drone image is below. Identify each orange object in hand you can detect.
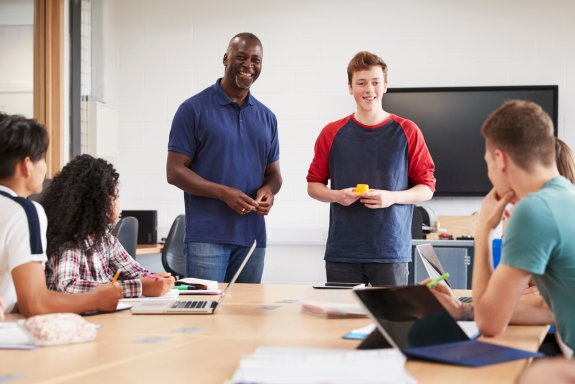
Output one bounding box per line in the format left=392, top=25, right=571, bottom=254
left=355, top=184, right=369, bottom=195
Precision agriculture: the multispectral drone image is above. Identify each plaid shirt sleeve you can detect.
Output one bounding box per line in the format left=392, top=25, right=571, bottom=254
left=48, top=244, right=101, bottom=294
left=105, top=233, right=148, bottom=298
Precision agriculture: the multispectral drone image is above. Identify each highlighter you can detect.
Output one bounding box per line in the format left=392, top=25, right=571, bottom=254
left=426, top=272, right=450, bottom=288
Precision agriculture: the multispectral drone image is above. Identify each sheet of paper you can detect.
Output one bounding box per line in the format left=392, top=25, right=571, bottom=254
left=177, top=289, right=222, bottom=295
left=229, top=347, right=416, bottom=384
left=0, top=323, right=36, bottom=349
left=119, top=289, right=180, bottom=303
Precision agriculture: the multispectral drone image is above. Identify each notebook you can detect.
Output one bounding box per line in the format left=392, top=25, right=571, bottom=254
left=416, top=243, right=472, bottom=303
left=353, top=285, right=543, bottom=367
left=131, top=240, right=256, bottom=314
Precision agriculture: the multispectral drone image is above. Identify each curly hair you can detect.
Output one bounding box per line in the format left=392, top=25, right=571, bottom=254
left=41, top=154, right=119, bottom=257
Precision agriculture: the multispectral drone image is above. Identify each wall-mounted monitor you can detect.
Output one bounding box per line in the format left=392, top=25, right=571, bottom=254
left=382, top=85, right=558, bottom=196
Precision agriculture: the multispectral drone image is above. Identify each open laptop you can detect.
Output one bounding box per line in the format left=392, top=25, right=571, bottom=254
left=416, top=243, right=472, bottom=303
left=131, top=240, right=256, bottom=315
left=354, top=285, right=543, bottom=367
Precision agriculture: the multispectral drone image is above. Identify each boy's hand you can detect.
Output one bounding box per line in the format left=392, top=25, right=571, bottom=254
left=477, top=188, right=515, bottom=233
left=420, top=278, right=462, bottom=320
left=360, top=189, right=396, bottom=209
left=92, top=284, right=123, bottom=312
left=141, top=275, right=176, bottom=297
left=336, top=188, right=360, bottom=206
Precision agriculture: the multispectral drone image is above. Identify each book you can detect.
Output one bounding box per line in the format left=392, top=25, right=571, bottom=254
left=301, top=300, right=368, bottom=319
left=175, top=277, right=222, bottom=295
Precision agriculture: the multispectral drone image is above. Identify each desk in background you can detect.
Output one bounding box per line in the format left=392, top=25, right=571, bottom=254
left=135, top=243, right=164, bottom=255
left=0, top=284, right=546, bottom=383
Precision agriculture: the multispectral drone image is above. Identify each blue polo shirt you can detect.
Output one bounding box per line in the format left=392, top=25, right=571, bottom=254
left=168, top=79, right=279, bottom=247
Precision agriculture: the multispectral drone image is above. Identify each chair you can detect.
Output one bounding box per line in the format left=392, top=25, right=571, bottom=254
left=112, top=216, right=139, bottom=258
left=161, top=214, right=186, bottom=279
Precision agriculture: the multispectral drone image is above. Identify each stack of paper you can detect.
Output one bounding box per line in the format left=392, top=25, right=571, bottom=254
left=228, top=347, right=416, bottom=384
left=301, top=300, right=367, bottom=319
left=0, top=322, right=37, bottom=350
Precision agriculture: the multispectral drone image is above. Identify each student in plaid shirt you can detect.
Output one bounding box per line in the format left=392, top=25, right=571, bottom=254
left=42, top=155, right=174, bottom=298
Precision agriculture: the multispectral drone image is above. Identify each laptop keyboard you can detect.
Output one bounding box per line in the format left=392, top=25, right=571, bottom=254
left=171, top=300, right=208, bottom=309
left=458, top=296, right=472, bottom=303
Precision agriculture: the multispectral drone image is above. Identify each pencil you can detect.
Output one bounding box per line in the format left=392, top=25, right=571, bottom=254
left=111, top=269, right=121, bottom=285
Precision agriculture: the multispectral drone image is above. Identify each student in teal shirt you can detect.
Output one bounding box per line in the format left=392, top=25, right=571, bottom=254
left=472, top=100, right=575, bottom=357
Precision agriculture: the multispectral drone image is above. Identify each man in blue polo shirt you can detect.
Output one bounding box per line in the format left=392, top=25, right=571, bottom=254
left=167, top=32, right=282, bottom=283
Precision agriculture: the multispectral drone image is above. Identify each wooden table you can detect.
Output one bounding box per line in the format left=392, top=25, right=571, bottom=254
left=0, top=285, right=547, bottom=383
left=135, top=243, right=164, bottom=255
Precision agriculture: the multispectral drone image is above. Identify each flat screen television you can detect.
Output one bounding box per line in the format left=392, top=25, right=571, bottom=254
left=382, top=85, right=559, bottom=196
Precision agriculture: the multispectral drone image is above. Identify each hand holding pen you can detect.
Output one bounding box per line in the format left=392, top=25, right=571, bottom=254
left=141, top=272, right=175, bottom=296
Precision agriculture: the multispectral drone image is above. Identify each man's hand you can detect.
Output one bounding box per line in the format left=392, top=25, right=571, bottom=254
left=255, top=187, right=274, bottom=215
left=221, top=187, right=259, bottom=215
left=91, top=284, right=123, bottom=312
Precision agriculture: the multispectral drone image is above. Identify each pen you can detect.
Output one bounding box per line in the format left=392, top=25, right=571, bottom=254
left=143, top=272, right=164, bottom=279
left=111, top=269, right=121, bottom=285
left=426, top=272, right=450, bottom=288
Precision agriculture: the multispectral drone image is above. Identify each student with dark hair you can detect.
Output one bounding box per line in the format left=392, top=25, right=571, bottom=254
left=0, top=112, right=122, bottom=317
left=307, top=51, right=436, bottom=286
left=42, top=154, right=174, bottom=297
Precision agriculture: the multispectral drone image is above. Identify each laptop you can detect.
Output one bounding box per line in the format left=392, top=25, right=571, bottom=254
left=353, top=285, right=543, bottom=367
left=131, top=240, right=256, bottom=314
left=416, top=243, right=472, bottom=303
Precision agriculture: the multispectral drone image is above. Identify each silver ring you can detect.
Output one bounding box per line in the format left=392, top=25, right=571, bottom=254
left=241, top=208, right=246, bottom=213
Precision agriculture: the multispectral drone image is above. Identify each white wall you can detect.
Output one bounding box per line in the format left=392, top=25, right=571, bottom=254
left=99, top=0, right=575, bottom=282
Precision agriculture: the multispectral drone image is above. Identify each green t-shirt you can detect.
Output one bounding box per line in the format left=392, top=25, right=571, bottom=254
left=503, top=177, right=575, bottom=355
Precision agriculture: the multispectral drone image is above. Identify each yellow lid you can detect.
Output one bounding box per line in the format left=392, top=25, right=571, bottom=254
left=356, top=184, right=369, bottom=195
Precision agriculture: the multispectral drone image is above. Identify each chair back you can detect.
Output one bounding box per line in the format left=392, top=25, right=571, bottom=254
left=112, top=216, right=139, bottom=258
left=161, top=215, right=186, bottom=278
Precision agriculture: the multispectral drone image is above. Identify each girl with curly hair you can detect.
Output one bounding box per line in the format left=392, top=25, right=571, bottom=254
left=42, top=154, right=174, bottom=297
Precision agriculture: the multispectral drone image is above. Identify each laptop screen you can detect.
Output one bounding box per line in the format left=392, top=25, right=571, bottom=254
left=354, top=286, right=468, bottom=350
left=416, top=244, right=452, bottom=288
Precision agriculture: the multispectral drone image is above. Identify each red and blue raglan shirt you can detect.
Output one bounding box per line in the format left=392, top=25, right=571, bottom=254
left=307, top=114, right=436, bottom=264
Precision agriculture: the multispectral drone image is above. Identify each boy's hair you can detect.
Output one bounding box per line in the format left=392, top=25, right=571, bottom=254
left=556, top=138, right=575, bottom=183
left=41, top=154, right=119, bottom=257
left=481, top=100, right=555, bottom=171
left=347, top=51, right=388, bottom=84
left=0, top=112, right=49, bottom=179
